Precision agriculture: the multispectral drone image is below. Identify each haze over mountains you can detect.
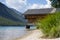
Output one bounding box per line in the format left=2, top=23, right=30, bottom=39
left=0, top=2, right=27, bottom=26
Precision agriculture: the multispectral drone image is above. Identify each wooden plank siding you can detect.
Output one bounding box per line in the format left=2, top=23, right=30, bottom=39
left=24, top=8, right=60, bottom=23
left=25, top=14, right=47, bottom=23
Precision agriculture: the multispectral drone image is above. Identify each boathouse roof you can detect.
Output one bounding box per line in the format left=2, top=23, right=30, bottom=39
left=24, top=8, right=57, bottom=15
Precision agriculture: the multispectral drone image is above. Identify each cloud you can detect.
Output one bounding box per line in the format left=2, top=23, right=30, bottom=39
left=28, top=4, right=45, bottom=9
left=5, top=0, right=51, bottom=13
left=28, top=4, right=41, bottom=9
left=45, top=0, right=51, bottom=8
left=6, top=0, right=27, bottom=12
left=28, top=0, right=51, bottom=9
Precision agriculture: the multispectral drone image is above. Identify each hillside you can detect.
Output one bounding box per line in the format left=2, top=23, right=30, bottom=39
left=0, top=16, right=25, bottom=26
left=0, top=2, right=27, bottom=26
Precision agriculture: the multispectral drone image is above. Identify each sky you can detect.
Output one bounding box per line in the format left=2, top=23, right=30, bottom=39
left=0, top=0, right=51, bottom=13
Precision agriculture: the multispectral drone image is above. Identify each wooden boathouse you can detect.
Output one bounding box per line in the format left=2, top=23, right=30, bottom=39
left=24, top=8, right=56, bottom=23
left=24, top=8, right=56, bottom=29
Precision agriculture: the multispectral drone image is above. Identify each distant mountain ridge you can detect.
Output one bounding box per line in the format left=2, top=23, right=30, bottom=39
left=0, top=2, right=27, bottom=25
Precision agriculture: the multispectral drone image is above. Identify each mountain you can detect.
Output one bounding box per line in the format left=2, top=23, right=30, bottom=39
left=9, top=8, right=27, bottom=23
left=0, top=2, right=27, bottom=25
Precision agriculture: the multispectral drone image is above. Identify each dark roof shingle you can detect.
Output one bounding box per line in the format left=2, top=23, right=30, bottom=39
left=24, top=8, right=56, bottom=15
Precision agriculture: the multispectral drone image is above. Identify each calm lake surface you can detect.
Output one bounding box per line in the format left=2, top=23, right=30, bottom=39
left=0, top=26, right=36, bottom=40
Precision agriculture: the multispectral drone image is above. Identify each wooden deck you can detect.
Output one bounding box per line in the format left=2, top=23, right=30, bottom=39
left=27, top=23, right=35, bottom=26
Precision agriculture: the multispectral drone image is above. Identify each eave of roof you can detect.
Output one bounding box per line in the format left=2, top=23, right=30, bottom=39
left=24, top=8, right=56, bottom=15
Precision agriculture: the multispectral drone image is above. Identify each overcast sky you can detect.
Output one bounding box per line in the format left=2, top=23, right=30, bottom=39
left=0, top=0, right=51, bottom=13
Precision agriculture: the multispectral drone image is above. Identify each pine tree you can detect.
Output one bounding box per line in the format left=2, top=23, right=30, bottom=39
left=50, top=0, right=60, bottom=8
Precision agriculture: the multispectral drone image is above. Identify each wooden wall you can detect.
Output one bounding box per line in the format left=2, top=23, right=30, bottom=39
left=25, top=14, right=48, bottom=23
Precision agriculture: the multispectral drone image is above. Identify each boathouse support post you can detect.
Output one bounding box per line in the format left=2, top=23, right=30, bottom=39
left=26, top=25, right=30, bottom=29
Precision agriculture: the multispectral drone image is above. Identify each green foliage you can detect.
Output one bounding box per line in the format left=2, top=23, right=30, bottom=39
left=0, top=16, right=25, bottom=26
left=36, top=12, right=60, bottom=38
left=50, top=0, right=60, bottom=8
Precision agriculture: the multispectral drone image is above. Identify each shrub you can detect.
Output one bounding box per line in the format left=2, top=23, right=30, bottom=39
left=36, top=12, right=60, bottom=38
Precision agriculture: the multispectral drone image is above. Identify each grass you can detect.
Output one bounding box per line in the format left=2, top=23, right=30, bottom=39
left=36, top=12, right=60, bottom=38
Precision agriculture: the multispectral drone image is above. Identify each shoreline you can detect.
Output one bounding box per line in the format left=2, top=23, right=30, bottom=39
left=15, top=30, right=41, bottom=40
left=15, top=29, right=35, bottom=40
left=15, top=30, right=60, bottom=40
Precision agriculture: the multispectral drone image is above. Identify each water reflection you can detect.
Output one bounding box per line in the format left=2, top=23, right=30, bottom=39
left=0, top=26, right=36, bottom=40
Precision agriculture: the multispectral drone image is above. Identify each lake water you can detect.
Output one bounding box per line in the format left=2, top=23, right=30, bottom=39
left=0, top=26, right=36, bottom=40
